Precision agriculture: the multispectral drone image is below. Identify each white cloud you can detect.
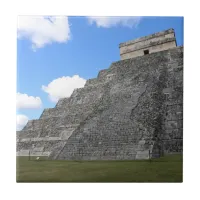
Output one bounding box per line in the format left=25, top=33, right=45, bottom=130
left=16, top=114, right=29, bottom=131
left=16, top=93, right=42, bottom=109
left=42, top=75, right=86, bottom=102
left=87, top=16, right=142, bottom=28
left=17, top=16, right=71, bottom=50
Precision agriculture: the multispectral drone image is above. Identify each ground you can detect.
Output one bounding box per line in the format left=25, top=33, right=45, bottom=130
left=16, top=154, right=182, bottom=182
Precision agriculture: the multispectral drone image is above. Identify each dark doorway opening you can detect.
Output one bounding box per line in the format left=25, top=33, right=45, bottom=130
left=144, top=50, right=149, bottom=55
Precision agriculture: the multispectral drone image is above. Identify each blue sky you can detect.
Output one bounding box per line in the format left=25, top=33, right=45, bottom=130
left=16, top=16, right=183, bottom=130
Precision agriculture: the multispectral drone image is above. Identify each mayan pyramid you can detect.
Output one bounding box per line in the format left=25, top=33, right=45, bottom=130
left=17, top=28, right=183, bottom=160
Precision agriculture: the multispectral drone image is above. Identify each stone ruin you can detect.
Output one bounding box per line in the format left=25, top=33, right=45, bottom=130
left=17, top=28, right=183, bottom=160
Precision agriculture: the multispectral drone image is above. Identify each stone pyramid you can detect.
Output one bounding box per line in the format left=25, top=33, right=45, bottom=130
left=17, top=29, right=183, bottom=160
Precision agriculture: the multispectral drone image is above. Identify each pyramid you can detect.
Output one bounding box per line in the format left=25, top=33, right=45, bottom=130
left=17, top=29, right=183, bottom=160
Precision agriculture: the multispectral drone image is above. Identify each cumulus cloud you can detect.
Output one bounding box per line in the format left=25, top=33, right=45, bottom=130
left=87, top=16, right=142, bottom=28
left=42, top=75, right=86, bottom=102
left=17, top=16, right=71, bottom=50
left=16, top=114, right=29, bottom=131
left=16, top=92, right=42, bottom=109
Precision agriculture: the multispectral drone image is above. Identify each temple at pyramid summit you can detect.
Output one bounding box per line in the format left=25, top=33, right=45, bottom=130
left=17, top=28, right=183, bottom=160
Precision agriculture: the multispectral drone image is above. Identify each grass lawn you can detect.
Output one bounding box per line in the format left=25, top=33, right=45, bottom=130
left=16, top=154, right=183, bottom=182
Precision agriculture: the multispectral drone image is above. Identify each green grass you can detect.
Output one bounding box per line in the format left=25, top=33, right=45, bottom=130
left=16, top=154, right=183, bottom=182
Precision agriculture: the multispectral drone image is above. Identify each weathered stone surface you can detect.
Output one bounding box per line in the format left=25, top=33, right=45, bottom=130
left=16, top=30, right=183, bottom=160
left=55, top=46, right=183, bottom=160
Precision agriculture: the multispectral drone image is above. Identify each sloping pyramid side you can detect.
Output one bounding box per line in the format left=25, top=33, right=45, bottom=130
left=52, top=46, right=183, bottom=160
left=17, top=46, right=183, bottom=159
